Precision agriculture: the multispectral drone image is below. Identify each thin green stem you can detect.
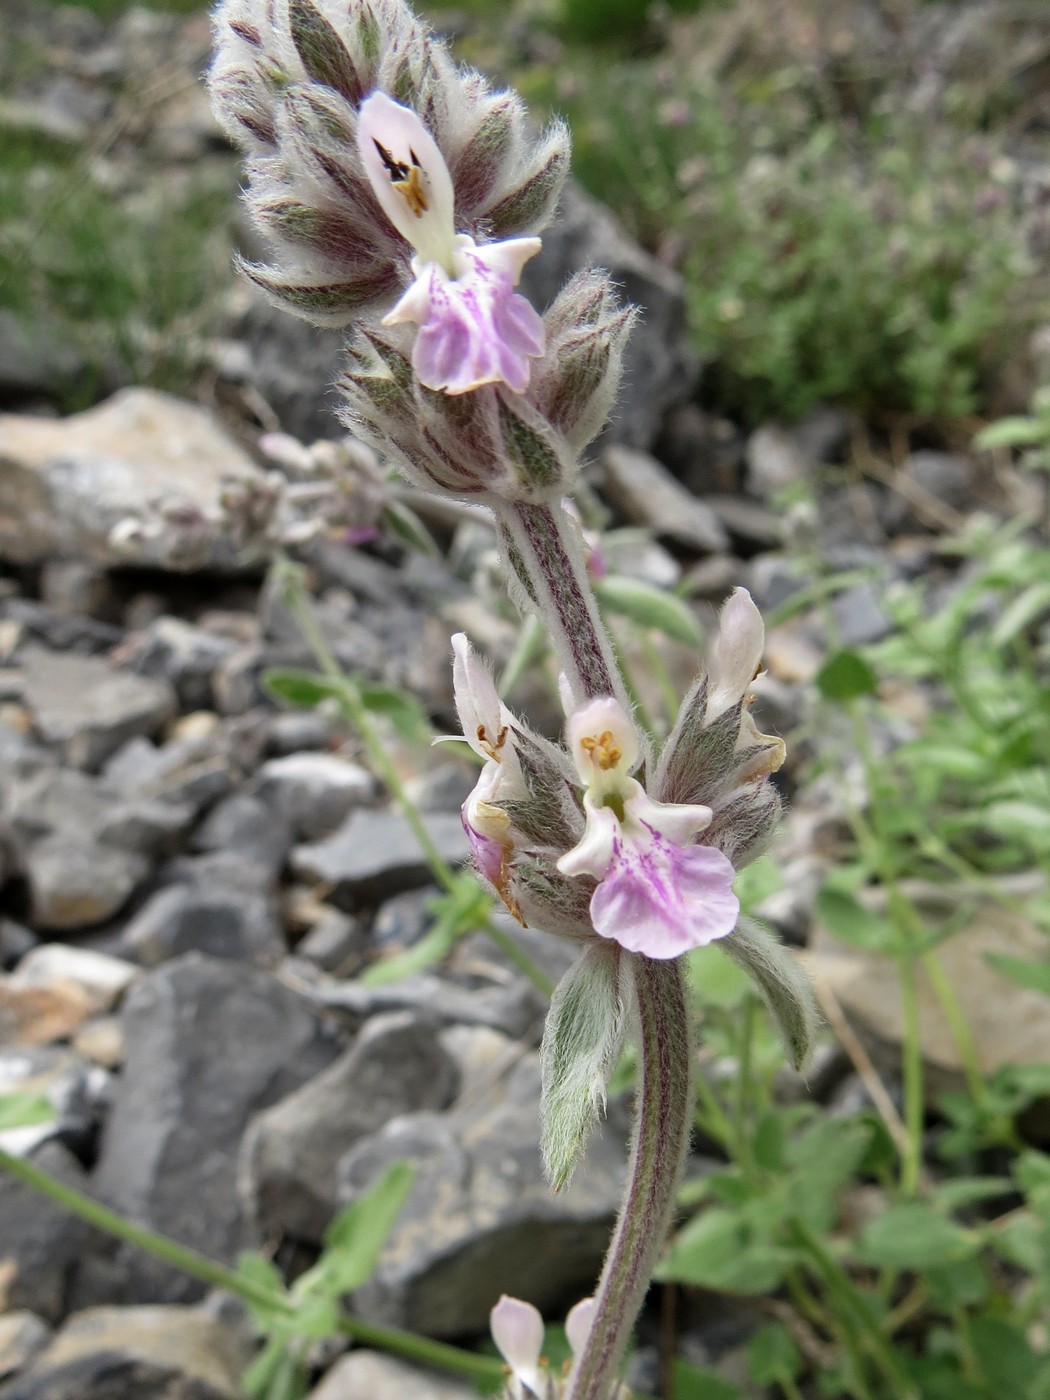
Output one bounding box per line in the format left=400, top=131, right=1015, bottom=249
left=566, top=957, right=694, bottom=1400
left=0, top=1147, right=504, bottom=1383
left=898, top=952, right=924, bottom=1197
left=792, top=1217, right=919, bottom=1400
left=280, top=564, right=553, bottom=997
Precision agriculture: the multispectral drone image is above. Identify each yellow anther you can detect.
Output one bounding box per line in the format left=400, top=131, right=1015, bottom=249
left=477, top=723, right=508, bottom=763
left=581, top=730, right=621, bottom=772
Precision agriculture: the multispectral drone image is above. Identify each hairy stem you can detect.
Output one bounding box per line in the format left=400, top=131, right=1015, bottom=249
left=496, top=500, right=628, bottom=708
left=566, top=956, right=693, bottom=1400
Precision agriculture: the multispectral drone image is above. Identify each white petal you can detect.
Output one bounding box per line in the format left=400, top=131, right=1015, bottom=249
left=451, top=633, right=504, bottom=761
left=708, top=587, right=765, bottom=719
left=356, top=91, right=457, bottom=270
left=625, top=788, right=712, bottom=845
left=470, top=235, right=542, bottom=286
left=490, top=1295, right=545, bottom=1392
left=557, top=799, right=620, bottom=880
left=565, top=1297, right=596, bottom=1356
left=565, top=696, right=640, bottom=785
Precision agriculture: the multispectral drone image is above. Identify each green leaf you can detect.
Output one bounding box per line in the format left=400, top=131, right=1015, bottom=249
left=855, top=1203, right=977, bottom=1270
left=594, top=575, right=703, bottom=646
left=982, top=800, right=1050, bottom=852
left=357, top=684, right=432, bottom=744
left=297, top=1161, right=415, bottom=1298
left=242, top=1340, right=307, bottom=1400
left=718, top=918, right=819, bottom=1070
left=983, top=953, right=1050, bottom=999
left=815, top=649, right=877, bottom=701
left=380, top=498, right=441, bottom=559
left=672, top=1360, right=745, bottom=1400
left=747, top=1323, right=801, bottom=1384
left=540, top=944, right=629, bottom=1190
left=974, top=417, right=1049, bottom=450
left=262, top=668, right=343, bottom=710
left=969, top=1317, right=1043, bottom=1399
left=924, top=1255, right=989, bottom=1309
left=658, top=1207, right=792, bottom=1294
left=814, top=886, right=895, bottom=951
left=787, top=1118, right=871, bottom=1234
left=0, top=1092, right=54, bottom=1131
left=932, top=1176, right=1013, bottom=1211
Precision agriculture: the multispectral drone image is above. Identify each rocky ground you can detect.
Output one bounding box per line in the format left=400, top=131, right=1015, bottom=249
left=1, top=3, right=1048, bottom=1399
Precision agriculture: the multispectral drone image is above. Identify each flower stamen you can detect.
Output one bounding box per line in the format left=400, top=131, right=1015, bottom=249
left=372, top=137, right=430, bottom=216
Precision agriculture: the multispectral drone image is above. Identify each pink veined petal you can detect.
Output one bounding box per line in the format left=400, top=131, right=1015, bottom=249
left=589, top=827, right=739, bottom=959
left=388, top=257, right=545, bottom=396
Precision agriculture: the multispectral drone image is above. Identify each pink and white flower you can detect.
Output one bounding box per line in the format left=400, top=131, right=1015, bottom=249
left=356, top=91, right=545, bottom=395
left=709, top=587, right=786, bottom=776
left=557, top=697, right=739, bottom=958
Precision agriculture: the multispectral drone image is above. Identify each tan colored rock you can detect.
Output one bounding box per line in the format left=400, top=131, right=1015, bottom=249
left=0, top=981, right=96, bottom=1048
left=307, top=1351, right=477, bottom=1400
left=0, top=388, right=268, bottom=572
left=805, top=898, right=1050, bottom=1095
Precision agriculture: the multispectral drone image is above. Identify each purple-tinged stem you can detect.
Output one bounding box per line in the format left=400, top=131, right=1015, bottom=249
left=566, top=955, right=694, bottom=1400
left=495, top=499, right=628, bottom=708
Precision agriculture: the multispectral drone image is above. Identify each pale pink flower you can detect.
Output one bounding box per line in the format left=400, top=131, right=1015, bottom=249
left=490, top=1295, right=546, bottom=1397
left=356, top=92, right=545, bottom=395
left=557, top=697, right=738, bottom=958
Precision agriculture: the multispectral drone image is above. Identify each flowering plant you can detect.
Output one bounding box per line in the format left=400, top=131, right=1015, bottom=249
left=209, top=4, right=814, bottom=1396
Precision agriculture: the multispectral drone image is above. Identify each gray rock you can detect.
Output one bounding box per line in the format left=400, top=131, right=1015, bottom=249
left=656, top=403, right=744, bottom=494
left=22, top=835, right=147, bottom=932
left=703, top=495, right=782, bottom=548
left=0, top=1141, right=100, bottom=1322
left=295, top=908, right=366, bottom=975
left=336, top=1035, right=625, bottom=1336
left=21, top=648, right=175, bottom=771
left=521, top=183, right=699, bottom=449
left=745, top=425, right=811, bottom=500
left=0, top=1313, right=51, bottom=1383
left=0, top=1304, right=253, bottom=1400
left=119, top=883, right=285, bottom=968
left=0, top=389, right=271, bottom=572
left=600, top=445, right=728, bottom=553
left=235, top=292, right=347, bottom=442
left=253, top=752, right=375, bottom=841
left=291, top=809, right=469, bottom=908
left=95, top=796, right=197, bottom=859
left=127, top=617, right=237, bottom=713
left=306, top=970, right=546, bottom=1042
left=882, top=450, right=973, bottom=531
left=190, top=793, right=292, bottom=878
left=91, top=954, right=340, bottom=1300
left=371, top=886, right=440, bottom=951
left=101, top=736, right=233, bottom=813
left=242, top=1012, right=460, bottom=1242
left=306, top=1352, right=477, bottom=1400
left=830, top=581, right=893, bottom=647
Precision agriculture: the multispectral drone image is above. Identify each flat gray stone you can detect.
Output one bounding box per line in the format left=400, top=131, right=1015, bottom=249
left=336, top=1034, right=625, bottom=1337
left=0, top=388, right=270, bottom=572
left=21, top=649, right=175, bottom=771
left=601, top=445, right=728, bottom=553
left=0, top=1312, right=51, bottom=1383
left=22, top=835, right=147, bottom=932
left=119, top=884, right=285, bottom=968
left=242, top=1012, right=459, bottom=1242
left=253, top=752, right=375, bottom=841
left=91, top=954, right=340, bottom=1301
left=291, top=808, right=469, bottom=908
